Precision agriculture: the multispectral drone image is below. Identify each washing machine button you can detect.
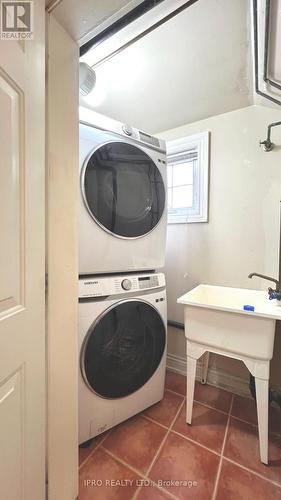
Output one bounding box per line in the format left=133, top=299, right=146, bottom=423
left=121, top=279, right=132, bottom=291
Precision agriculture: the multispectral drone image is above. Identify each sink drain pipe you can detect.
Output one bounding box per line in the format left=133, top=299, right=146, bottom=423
left=167, top=320, right=209, bottom=384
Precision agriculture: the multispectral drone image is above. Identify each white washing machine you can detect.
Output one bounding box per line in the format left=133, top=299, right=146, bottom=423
left=79, top=112, right=167, bottom=275
left=78, top=272, right=167, bottom=444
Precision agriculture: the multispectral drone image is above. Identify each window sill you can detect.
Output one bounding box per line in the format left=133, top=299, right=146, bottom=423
left=168, top=216, right=209, bottom=224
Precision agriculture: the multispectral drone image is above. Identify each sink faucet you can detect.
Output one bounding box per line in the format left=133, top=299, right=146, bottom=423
left=248, top=272, right=280, bottom=287
left=248, top=272, right=281, bottom=295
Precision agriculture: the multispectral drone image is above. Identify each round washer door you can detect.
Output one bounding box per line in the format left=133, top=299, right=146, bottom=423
left=81, top=300, right=166, bottom=399
left=82, top=141, right=166, bottom=238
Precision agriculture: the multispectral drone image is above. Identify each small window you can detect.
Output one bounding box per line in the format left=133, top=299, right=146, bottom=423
left=167, top=131, right=209, bottom=224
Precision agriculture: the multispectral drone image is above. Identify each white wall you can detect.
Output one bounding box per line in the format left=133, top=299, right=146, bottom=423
left=159, top=104, right=281, bottom=389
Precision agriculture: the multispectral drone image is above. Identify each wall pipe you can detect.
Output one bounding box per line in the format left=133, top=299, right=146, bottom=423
left=253, top=0, right=281, bottom=106
left=167, top=320, right=184, bottom=330
left=263, top=0, right=281, bottom=92
left=260, top=120, right=281, bottom=151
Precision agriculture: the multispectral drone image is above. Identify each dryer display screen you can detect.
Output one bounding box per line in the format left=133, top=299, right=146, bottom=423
left=138, top=276, right=159, bottom=289
left=82, top=142, right=165, bottom=238
left=81, top=300, right=166, bottom=398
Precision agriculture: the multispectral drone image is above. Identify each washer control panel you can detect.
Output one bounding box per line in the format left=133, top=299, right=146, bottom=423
left=138, top=275, right=160, bottom=289
left=79, top=273, right=165, bottom=298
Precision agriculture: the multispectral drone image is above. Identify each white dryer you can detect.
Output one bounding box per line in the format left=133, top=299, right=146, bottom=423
left=79, top=112, right=167, bottom=275
left=78, top=272, right=167, bottom=444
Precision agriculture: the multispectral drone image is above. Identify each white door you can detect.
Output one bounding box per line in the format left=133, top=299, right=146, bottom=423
left=0, top=1, right=45, bottom=499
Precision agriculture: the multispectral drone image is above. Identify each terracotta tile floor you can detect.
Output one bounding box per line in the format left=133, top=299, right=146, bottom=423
left=79, top=370, right=281, bottom=500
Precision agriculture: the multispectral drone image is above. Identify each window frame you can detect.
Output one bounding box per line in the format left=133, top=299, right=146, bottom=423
left=166, top=131, right=209, bottom=224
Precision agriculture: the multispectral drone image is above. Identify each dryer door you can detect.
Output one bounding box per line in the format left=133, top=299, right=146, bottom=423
left=81, top=300, right=166, bottom=399
left=81, top=141, right=166, bottom=238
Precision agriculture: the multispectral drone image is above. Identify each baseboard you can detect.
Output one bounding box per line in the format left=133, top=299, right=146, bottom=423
left=166, top=352, right=250, bottom=397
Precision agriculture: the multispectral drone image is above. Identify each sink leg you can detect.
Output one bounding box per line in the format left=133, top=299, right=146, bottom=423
left=186, top=356, right=197, bottom=424
left=255, top=377, right=269, bottom=465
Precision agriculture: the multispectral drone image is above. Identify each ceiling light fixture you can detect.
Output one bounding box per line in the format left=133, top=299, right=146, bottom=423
left=79, top=62, right=96, bottom=96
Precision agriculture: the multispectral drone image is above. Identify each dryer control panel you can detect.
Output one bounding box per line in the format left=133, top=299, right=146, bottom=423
left=79, top=273, right=165, bottom=299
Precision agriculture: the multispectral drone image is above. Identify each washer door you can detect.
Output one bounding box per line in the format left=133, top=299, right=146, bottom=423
left=81, top=300, right=166, bottom=399
left=82, top=141, right=166, bottom=238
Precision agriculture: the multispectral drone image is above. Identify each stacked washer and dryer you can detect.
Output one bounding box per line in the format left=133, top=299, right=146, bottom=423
left=78, top=113, right=167, bottom=444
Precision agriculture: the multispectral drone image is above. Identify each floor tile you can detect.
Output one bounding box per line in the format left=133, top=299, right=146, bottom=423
left=79, top=432, right=108, bottom=466
left=149, top=432, right=220, bottom=499
left=165, top=370, right=186, bottom=396
left=142, top=390, right=184, bottom=427
left=136, top=485, right=171, bottom=500
left=224, top=418, right=281, bottom=484
left=216, top=459, right=281, bottom=500
left=102, top=414, right=167, bottom=474
left=232, top=395, right=281, bottom=435
left=231, top=394, right=257, bottom=425
left=79, top=448, right=140, bottom=500
left=172, top=401, right=228, bottom=453
left=194, top=382, right=232, bottom=413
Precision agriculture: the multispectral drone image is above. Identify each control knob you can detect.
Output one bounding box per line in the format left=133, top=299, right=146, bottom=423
left=121, top=279, right=132, bottom=291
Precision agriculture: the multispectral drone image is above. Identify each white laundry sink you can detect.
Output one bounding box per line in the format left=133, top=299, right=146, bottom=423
left=177, top=284, right=281, bottom=360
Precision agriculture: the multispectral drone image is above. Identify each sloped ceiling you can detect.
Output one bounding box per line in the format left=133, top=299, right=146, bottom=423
left=49, top=0, right=143, bottom=44
left=81, top=0, right=253, bottom=133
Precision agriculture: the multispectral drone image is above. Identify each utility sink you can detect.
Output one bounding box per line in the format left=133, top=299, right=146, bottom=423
left=177, top=284, right=279, bottom=465
left=177, top=284, right=281, bottom=360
